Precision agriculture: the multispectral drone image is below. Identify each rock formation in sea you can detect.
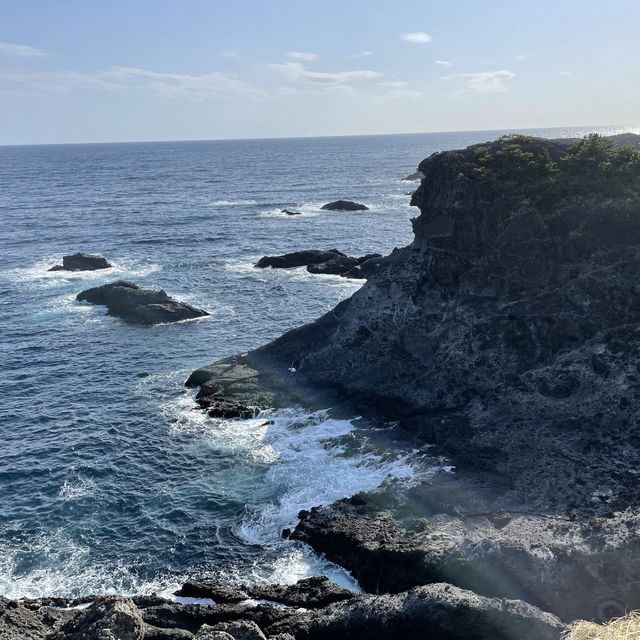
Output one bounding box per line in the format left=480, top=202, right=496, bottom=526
left=189, top=133, right=640, bottom=629
left=320, top=200, right=369, bottom=211
left=76, top=281, right=209, bottom=324
left=255, top=249, right=382, bottom=279
left=48, top=252, right=112, bottom=271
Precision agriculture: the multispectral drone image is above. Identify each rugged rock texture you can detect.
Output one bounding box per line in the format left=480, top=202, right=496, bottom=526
left=49, top=252, right=112, bottom=271
left=190, top=134, right=640, bottom=624
left=77, top=281, right=209, bottom=324
left=255, top=250, right=382, bottom=279
left=0, top=579, right=563, bottom=639
left=320, top=200, right=369, bottom=211
left=401, top=170, right=425, bottom=182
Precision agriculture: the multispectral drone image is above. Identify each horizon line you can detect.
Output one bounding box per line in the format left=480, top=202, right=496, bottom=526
left=0, top=123, right=635, bottom=149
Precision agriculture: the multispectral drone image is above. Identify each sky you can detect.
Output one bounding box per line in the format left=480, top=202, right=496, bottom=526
left=0, top=0, right=638, bottom=145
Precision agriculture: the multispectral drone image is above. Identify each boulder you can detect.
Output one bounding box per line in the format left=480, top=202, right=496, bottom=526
left=195, top=394, right=258, bottom=419
left=0, top=598, right=49, bottom=640
left=208, top=620, right=266, bottom=640
left=320, top=200, right=369, bottom=211
left=255, top=250, right=345, bottom=269
left=281, top=209, right=302, bottom=216
left=76, top=281, right=209, bottom=324
left=49, top=252, right=112, bottom=271
left=50, top=596, right=145, bottom=640
left=247, top=576, right=356, bottom=609
left=175, top=583, right=250, bottom=604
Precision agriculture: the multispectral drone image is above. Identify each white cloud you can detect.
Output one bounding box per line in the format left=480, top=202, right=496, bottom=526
left=378, top=81, right=409, bottom=88
left=0, top=42, right=49, bottom=57
left=401, top=32, right=432, bottom=44
left=547, top=70, right=572, bottom=76
left=0, top=66, right=267, bottom=101
left=348, top=51, right=373, bottom=59
left=435, top=60, right=451, bottom=66
left=222, top=49, right=241, bottom=59
left=287, top=51, right=319, bottom=61
left=515, top=54, right=534, bottom=62
left=271, top=61, right=381, bottom=84
left=444, top=70, right=516, bottom=93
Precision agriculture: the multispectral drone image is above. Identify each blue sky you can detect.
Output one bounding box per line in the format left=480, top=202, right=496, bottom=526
left=0, top=0, right=638, bottom=144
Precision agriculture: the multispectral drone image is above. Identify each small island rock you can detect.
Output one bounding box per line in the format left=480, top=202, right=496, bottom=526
left=48, top=252, right=112, bottom=271
left=76, top=281, right=209, bottom=324
left=320, top=200, right=369, bottom=211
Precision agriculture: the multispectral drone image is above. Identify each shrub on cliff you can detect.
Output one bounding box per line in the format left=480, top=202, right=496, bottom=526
left=470, top=133, right=640, bottom=209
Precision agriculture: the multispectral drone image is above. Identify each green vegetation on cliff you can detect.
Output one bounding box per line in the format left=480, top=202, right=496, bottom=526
left=471, top=133, right=640, bottom=209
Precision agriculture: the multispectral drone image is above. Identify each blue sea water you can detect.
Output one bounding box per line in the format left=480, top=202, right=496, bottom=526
left=0, top=125, right=635, bottom=599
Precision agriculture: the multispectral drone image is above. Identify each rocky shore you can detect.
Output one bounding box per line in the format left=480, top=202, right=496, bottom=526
left=187, top=133, right=640, bottom=633
left=6, top=133, right=640, bottom=639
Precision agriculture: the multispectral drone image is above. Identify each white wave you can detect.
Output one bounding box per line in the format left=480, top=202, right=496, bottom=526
left=4, top=256, right=161, bottom=291
left=207, top=199, right=257, bottom=206
left=230, top=408, right=416, bottom=545
left=58, top=476, right=96, bottom=501
left=0, top=529, right=182, bottom=599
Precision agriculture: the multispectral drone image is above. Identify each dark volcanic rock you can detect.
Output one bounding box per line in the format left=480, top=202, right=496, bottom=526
left=281, top=209, right=303, bottom=216
left=306, top=255, right=359, bottom=275
left=401, top=170, right=425, bottom=182
left=266, top=584, right=564, bottom=640
left=320, top=200, right=369, bottom=211
left=49, top=252, right=112, bottom=271
left=194, top=133, right=640, bottom=622
left=255, top=249, right=383, bottom=279
left=255, top=250, right=344, bottom=269
left=248, top=576, right=356, bottom=609
left=76, top=281, right=209, bottom=324
left=0, top=597, right=49, bottom=640
left=195, top=394, right=258, bottom=419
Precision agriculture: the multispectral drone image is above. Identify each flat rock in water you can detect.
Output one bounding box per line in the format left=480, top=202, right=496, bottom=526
left=281, top=209, right=302, bottom=216
left=76, top=280, right=209, bottom=324
left=320, top=200, right=369, bottom=211
left=48, top=252, right=112, bottom=271
left=255, top=249, right=345, bottom=269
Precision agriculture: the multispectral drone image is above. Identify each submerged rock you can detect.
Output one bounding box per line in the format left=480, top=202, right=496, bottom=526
left=320, top=200, right=369, bottom=211
left=48, top=252, right=112, bottom=271
left=281, top=209, right=302, bottom=216
left=76, top=281, right=209, bottom=324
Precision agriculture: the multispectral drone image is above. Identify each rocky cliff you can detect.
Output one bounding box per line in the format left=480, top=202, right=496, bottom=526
left=189, top=133, right=640, bottom=625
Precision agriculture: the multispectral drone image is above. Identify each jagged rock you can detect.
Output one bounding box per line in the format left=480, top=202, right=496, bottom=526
left=175, top=583, right=250, bottom=604
left=266, top=583, right=564, bottom=640
left=50, top=596, right=145, bottom=639
left=0, top=597, right=49, bottom=640
left=194, top=628, right=234, bottom=640
left=77, top=281, right=209, bottom=324
left=306, top=255, right=359, bottom=275
left=281, top=209, right=302, bottom=216
left=255, top=250, right=345, bottom=269
left=401, top=170, right=425, bottom=182
left=209, top=620, right=267, bottom=640
left=48, top=252, right=112, bottom=271
left=195, top=395, right=258, bottom=419
left=247, top=576, right=356, bottom=609
left=320, top=200, right=369, bottom=211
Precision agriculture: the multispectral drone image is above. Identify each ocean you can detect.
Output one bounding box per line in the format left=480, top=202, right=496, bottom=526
left=0, top=125, right=634, bottom=600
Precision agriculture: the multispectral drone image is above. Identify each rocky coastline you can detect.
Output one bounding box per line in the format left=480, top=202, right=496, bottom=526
left=5, top=133, right=640, bottom=639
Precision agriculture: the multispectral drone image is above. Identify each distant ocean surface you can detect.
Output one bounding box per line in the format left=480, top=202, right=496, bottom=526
left=0, top=125, right=635, bottom=599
